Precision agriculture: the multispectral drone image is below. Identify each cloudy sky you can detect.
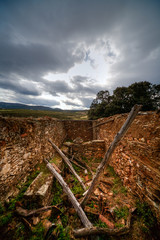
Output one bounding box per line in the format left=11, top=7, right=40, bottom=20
left=0, top=0, right=160, bottom=109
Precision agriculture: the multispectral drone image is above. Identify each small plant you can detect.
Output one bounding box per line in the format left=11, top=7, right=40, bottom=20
left=95, top=220, right=108, bottom=228
left=72, top=184, right=83, bottom=195
left=112, top=188, right=118, bottom=195
left=52, top=181, right=63, bottom=205
left=30, top=222, right=45, bottom=240
left=136, top=201, right=156, bottom=232
left=114, top=206, right=129, bottom=220
left=88, top=201, right=96, bottom=209
left=72, top=177, right=83, bottom=195
left=82, top=156, right=88, bottom=163
left=15, top=223, right=26, bottom=240
left=55, top=224, right=71, bottom=240
left=107, top=165, right=116, bottom=177
left=0, top=212, right=12, bottom=227
left=72, top=164, right=81, bottom=173
left=61, top=214, right=69, bottom=227
left=121, top=186, right=127, bottom=195
left=115, top=223, right=124, bottom=228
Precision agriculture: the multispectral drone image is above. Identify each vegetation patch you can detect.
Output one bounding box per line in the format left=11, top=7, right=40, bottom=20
left=136, top=201, right=156, bottom=233
left=114, top=206, right=129, bottom=220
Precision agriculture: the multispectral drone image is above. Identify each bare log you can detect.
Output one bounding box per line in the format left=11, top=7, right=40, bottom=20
left=49, top=139, right=86, bottom=190
left=69, top=158, right=86, bottom=170
left=51, top=162, right=61, bottom=174
left=16, top=205, right=61, bottom=217
left=63, top=151, right=94, bottom=176
left=81, top=105, right=142, bottom=208
left=44, top=159, right=92, bottom=228
left=73, top=211, right=132, bottom=238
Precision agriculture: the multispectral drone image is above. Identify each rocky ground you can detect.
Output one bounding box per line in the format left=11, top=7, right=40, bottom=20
left=0, top=143, right=159, bottom=240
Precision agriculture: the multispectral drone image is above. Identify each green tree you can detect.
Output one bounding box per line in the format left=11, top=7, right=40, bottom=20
left=88, top=81, right=159, bottom=120
left=88, top=90, right=111, bottom=119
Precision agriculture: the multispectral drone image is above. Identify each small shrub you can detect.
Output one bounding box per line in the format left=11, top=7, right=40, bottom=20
left=136, top=201, right=156, bottom=231
left=0, top=212, right=12, bottom=227
left=30, top=222, right=44, bottom=240
left=95, top=220, right=108, bottom=228
left=88, top=201, right=96, bottom=209
left=115, top=223, right=124, bottom=228
left=107, top=165, right=116, bottom=177
left=114, top=206, right=129, bottom=220
left=55, top=224, right=71, bottom=240
left=121, top=186, right=127, bottom=195
left=52, top=181, right=63, bottom=205
left=15, top=223, right=26, bottom=240
left=72, top=184, right=83, bottom=195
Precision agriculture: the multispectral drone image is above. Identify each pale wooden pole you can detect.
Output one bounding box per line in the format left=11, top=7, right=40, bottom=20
left=49, top=139, right=86, bottom=190
left=44, top=159, right=92, bottom=228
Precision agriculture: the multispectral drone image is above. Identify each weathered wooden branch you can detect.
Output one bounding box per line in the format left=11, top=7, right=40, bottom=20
left=81, top=105, right=142, bottom=208
left=89, top=118, right=114, bottom=129
left=69, top=158, right=86, bottom=170
left=21, top=218, right=33, bottom=231
left=73, top=211, right=132, bottom=238
left=44, top=159, right=92, bottom=228
left=16, top=205, right=61, bottom=217
left=48, top=139, right=86, bottom=190
left=63, top=151, right=94, bottom=176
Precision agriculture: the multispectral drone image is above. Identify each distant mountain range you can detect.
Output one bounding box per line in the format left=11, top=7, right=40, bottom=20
left=0, top=102, right=62, bottom=111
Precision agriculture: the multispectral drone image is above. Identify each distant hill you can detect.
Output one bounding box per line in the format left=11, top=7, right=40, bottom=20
left=0, top=102, right=62, bottom=111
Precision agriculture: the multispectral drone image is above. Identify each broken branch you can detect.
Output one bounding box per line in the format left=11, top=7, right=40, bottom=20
left=89, top=118, right=114, bottom=129
left=49, top=139, right=86, bottom=190
left=44, top=159, right=92, bottom=228
left=81, top=105, right=142, bottom=208
left=63, top=151, right=94, bottom=176
left=73, top=210, right=132, bottom=238
left=69, top=158, right=86, bottom=170
left=16, top=205, right=61, bottom=217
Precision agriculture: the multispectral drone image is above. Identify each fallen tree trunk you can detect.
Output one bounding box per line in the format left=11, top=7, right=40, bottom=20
left=81, top=105, right=142, bottom=208
left=49, top=139, right=86, bottom=190
left=44, top=159, right=92, bottom=228
left=73, top=211, right=132, bottom=238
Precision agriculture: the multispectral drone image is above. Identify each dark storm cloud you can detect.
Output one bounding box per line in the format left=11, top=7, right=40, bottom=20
left=0, top=0, right=160, bottom=108
left=0, top=74, right=40, bottom=96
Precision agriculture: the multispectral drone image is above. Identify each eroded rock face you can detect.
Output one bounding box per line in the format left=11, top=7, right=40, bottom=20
left=0, top=117, right=66, bottom=202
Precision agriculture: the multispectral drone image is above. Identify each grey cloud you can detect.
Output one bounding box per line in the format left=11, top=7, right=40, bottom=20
left=12, top=94, right=59, bottom=107
left=63, top=100, right=80, bottom=107
left=0, top=0, right=160, bottom=108
left=0, top=39, right=84, bottom=80
left=80, top=98, right=93, bottom=108
left=44, top=76, right=102, bottom=97
left=44, top=80, right=73, bottom=95
left=0, top=74, right=41, bottom=96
